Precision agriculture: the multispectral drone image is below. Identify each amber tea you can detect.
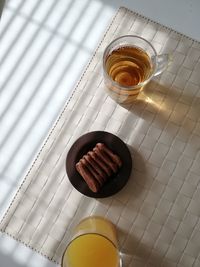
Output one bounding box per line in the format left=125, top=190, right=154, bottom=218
left=105, top=46, right=153, bottom=87
left=103, top=35, right=170, bottom=104
left=104, top=45, right=154, bottom=103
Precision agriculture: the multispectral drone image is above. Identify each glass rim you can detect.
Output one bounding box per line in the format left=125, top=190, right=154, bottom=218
left=102, top=34, right=157, bottom=90
left=61, top=232, right=121, bottom=267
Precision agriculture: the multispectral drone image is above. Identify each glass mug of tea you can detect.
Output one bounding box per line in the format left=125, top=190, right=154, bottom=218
left=62, top=216, right=121, bottom=267
left=103, top=35, right=170, bottom=104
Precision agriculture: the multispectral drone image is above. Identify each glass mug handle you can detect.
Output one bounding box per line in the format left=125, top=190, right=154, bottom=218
left=153, top=54, right=172, bottom=76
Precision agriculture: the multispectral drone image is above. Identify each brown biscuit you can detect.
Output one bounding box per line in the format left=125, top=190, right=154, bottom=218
left=76, top=162, right=100, bottom=193
left=93, top=147, right=118, bottom=173
left=83, top=154, right=107, bottom=181
left=80, top=158, right=104, bottom=186
left=88, top=151, right=112, bottom=177
left=96, top=143, right=122, bottom=167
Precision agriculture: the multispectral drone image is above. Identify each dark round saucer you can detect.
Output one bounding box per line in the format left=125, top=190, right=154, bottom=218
left=66, top=131, right=132, bottom=198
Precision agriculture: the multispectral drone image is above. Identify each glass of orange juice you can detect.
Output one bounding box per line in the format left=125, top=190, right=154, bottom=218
left=62, top=216, right=121, bottom=267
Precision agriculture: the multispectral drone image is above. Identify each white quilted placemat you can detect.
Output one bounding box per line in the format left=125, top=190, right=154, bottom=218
left=1, top=7, right=200, bottom=267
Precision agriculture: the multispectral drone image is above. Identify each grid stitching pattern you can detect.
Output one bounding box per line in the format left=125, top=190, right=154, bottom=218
left=1, top=7, right=200, bottom=267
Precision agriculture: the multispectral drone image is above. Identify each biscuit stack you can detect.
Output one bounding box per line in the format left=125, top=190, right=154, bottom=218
left=76, top=143, right=122, bottom=192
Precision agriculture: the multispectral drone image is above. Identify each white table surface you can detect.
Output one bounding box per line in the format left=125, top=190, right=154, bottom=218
left=0, top=0, right=200, bottom=266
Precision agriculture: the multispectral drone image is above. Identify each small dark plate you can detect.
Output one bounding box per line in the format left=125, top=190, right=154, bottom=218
left=66, top=131, right=132, bottom=198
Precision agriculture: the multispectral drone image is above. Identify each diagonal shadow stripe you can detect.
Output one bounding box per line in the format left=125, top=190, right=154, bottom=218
left=0, top=0, right=85, bottom=147
left=0, top=0, right=58, bottom=93
left=0, top=0, right=26, bottom=40
left=0, top=0, right=43, bottom=69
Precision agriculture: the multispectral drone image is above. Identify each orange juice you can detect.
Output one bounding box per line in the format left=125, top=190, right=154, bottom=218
left=74, top=216, right=118, bottom=246
left=62, top=217, right=120, bottom=267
